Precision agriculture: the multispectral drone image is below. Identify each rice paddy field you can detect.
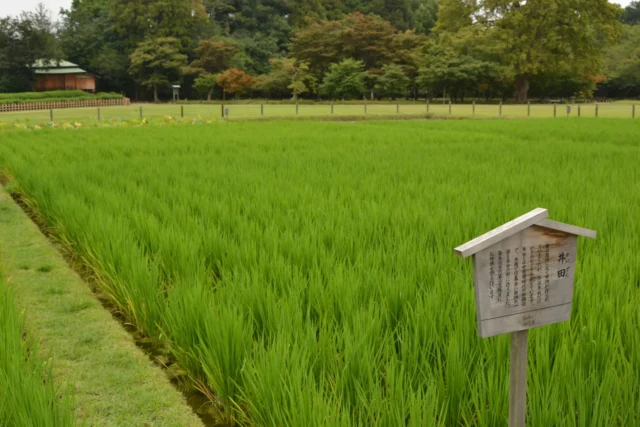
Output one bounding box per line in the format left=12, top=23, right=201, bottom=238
left=0, top=119, right=639, bottom=425
left=0, top=101, right=638, bottom=124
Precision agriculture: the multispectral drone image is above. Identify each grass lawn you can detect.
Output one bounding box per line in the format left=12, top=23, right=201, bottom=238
left=0, top=119, right=637, bottom=426
left=0, top=188, right=205, bottom=426
left=0, top=101, right=638, bottom=124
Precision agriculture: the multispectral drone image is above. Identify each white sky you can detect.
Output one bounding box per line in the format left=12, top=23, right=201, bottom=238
left=0, top=0, right=635, bottom=21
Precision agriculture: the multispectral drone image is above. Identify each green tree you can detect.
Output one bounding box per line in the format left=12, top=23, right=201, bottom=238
left=257, top=58, right=316, bottom=99
left=434, top=0, right=621, bottom=101
left=109, top=0, right=207, bottom=47
left=376, top=63, right=409, bottom=99
left=621, top=1, right=640, bottom=25
left=0, top=5, right=60, bottom=92
left=59, top=0, right=131, bottom=93
left=320, top=58, right=366, bottom=99
left=129, top=37, right=187, bottom=102
left=290, top=18, right=345, bottom=81
left=601, top=25, right=640, bottom=98
left=184, top=39, right=240, bottom=75
left=193, top=73, right=218, bottom=100
left=416, top=27, right=510, bottom=100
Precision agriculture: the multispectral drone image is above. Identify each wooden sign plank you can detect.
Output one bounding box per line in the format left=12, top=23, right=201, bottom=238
left=473, top=225, right=577, bottom=337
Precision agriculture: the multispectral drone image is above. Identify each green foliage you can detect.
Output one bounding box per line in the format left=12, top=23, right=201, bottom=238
left=417, top=27, right=511, bottom=99
left=256, top=59, right=317, bottom=99
left=601, top=24, right=640, bottom=99
left=321, top=58, right=367, bottom=99
left=193, top=73, right=219, bottom=100
left=376, top=64, right=409, bottom=98
left=109, top=0, right=207, bottom=47
left=184, top=39, right=240, bottom=76
left=0, top=6, right=60, bottom=93
left=0, top=120, right=638, bottom=425
left=621, top=1, right=640, bottom=25
left=59, top=0, right=130, bottom=93
left=433, top=0, right=621, bottom=101
left=129, top=38, right=187, bottom=102
left=0, top=275, right=75, bottom=426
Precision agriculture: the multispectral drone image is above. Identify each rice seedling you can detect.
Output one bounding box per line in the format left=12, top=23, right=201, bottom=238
left=0, top=119, right=637, bottom=425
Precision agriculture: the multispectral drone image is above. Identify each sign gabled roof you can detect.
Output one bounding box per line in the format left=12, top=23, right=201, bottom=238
left=454, top=208, right=596, bottom=258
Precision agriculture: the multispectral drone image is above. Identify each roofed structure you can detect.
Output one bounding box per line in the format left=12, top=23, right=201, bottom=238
left=33, top=60, right=96, bottom=93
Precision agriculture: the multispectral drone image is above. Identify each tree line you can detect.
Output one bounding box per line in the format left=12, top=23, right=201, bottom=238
left=1, top=0, right=639, bottom=102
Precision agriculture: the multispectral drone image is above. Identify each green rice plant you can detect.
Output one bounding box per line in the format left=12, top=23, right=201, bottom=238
left=0, top=272, right=75, bottom=426
left=0, top=119, right=638, bottom=426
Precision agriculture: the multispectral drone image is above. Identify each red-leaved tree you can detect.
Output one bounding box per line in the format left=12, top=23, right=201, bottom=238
left=216, top=69, right=255, bottom=100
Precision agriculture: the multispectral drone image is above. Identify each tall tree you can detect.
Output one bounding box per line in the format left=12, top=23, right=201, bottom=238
left=435, top=0, right=621, bottom=101
left=621, top=1, right=640, bottom=25
left=215, top=68, right=255, bottom=99
left=376, top=63, right=409, bottom=99
left=601, top=24, right=640, bottom=98
left=129, top=37, right=187, bottom=102
left=256, top=58, right=316, bottom=99
left=290, top=18, right=345, bottom=81
left=185, top=39, right=240, bottom=75
left=109, top=0, right=207, bottom=47
left=320, top=58, right=366, bottom=99
left=60, top=0, right=131, bottom=93
left=0, top=5, right=60, bottom=92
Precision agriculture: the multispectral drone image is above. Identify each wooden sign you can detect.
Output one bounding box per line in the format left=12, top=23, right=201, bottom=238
left=455, top=208, right=596, bottom=427
left=455, top=208, right=596, bottom=337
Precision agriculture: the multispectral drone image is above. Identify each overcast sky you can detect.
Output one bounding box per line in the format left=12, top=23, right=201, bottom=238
left=0, top=0, right=635, bottom=21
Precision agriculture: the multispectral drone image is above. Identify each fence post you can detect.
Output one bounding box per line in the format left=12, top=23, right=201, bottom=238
left=566, top=105, right=570, bottom=117
left=261, top=104, right=264, bottom=117
left=140, top=106, right=143, bottom=119
left=578, top=106, right=581, bottom=118
left=499, top=101, right=502, bottom=117
left=181, top=105, right=184, bottom=118
left=364, top=98, right=367, bottom=115
left=449, top=100, right=452, bottom=115
left=331, top=100, right=334, bottom=115
left=527, top=101, right=531, bottom=117
left=396, top=102, right=399, bottom=114
left=221, top=104, right=224, bottom=118
left=296, top=101, right=299, bottom=116
left=473, top=99, right=476, bottom=116
left=98, top=107, right=101, bottom=121
left=50, top=109, right=53, bottom=122
left=553, top=104, right=557, bottom=118
left=596, top=103, right=599, bottom=118
left=633, top=104, right=636, bottom=119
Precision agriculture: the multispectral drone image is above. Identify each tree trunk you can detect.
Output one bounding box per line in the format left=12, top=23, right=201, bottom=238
left=207, top=90, right=212, bottom=101
left=223, top=90, right=226, bottom=101
left=153, top=84, right=159, bottom=103
left=513, top=75, right=530, bottom=103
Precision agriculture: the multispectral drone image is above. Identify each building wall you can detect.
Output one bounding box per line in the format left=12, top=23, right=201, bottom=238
left=34, top=74, right=96, bottom=93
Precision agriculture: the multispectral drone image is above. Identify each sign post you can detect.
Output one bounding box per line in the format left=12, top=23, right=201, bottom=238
left=455, top=208, right=596, bottom=426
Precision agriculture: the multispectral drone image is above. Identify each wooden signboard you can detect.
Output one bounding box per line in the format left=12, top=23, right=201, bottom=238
left=455, top=208, right=596, bottom=426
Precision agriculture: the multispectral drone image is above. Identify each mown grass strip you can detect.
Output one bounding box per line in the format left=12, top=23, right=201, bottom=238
left=0, top=189, right=204, bottom=427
